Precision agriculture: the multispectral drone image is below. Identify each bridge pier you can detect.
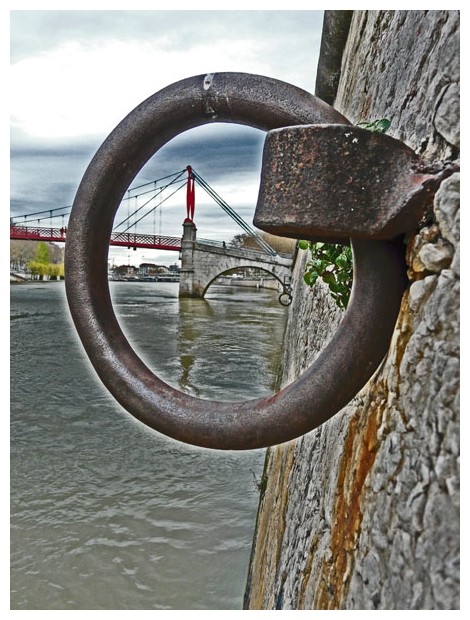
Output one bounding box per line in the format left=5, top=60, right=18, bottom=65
left=179, top=220, right=202, bottom=298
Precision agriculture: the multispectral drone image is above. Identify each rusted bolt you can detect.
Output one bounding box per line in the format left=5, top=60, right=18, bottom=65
left=255, top=124, right=451, bottom=242
left=65, top=72, right=408, bottom=450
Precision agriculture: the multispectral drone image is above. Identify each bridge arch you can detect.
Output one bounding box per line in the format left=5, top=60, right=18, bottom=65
left=179, top=221, right=293, bottom=299
left=203, top=264, right=286, bottom=298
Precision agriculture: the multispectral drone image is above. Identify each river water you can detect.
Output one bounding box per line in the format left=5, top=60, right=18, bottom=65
left=10, top=280, right=287, bottom=610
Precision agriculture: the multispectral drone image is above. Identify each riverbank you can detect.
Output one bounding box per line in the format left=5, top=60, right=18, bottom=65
left=11, top=273, right=281, bottom=291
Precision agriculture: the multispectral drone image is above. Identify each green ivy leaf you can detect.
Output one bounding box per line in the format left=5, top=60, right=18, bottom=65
left=374, top=118, right=392, bottom=133
left=322, top=272, right=335, bottom=285
left=304, top=272, right=318, bottom=286
left=357, top=118, right=391, bottom=134
left=299, top=240, right=353, bottom=310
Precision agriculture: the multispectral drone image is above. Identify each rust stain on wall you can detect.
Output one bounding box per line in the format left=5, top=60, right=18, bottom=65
left=314, top=386, right=386, bottom=609
left=246, top=443, right=296, bottom=609
left=310, top=246, right=426, bottom=608
left=298, top=533, right=320, bottom=607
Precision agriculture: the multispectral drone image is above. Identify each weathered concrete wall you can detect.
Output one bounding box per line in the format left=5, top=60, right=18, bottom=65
left=244, top=10, right=459, bottom=610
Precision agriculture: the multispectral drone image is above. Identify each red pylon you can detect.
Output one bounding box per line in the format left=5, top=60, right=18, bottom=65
left=185, top=165, right=195, bottom=223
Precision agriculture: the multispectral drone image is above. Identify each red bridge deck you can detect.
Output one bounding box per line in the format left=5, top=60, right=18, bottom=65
left=10, top=225, right=182, bottom=251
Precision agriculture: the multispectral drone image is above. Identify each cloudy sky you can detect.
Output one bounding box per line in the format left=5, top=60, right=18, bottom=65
left=10, top=7, right=325, bottom=266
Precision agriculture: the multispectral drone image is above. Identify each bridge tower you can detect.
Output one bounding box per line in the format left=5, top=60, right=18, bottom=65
left=179, top=219, right=198, bottom=297
left=179, top=166, right=199, bottom=297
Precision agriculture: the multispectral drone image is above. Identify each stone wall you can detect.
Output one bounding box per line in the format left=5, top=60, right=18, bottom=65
left=244, top=10, right=459, bottom=610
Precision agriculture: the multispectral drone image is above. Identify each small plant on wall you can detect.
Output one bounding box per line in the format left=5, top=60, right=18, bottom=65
left=357, top=118, right=391, bottom=133
left=298, top=240, right=353, bottom=310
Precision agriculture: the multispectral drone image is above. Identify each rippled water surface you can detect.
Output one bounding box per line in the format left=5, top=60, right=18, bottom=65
left=10, top=281, right=287, bottom=610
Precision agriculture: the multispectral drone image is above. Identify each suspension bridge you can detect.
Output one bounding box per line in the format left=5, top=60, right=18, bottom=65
left=10, top=166, right=293, bottom=299
left=10, top=167, right=275, bottom=254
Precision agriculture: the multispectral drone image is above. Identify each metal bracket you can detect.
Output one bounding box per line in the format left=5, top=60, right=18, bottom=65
left=64, top=72, right=448, bottom=450
left=255, top=124, right=454, bottom=243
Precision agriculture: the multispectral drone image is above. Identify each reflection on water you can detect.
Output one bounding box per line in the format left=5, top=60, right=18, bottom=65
left=10, top=281, right=287, bottom=610
left=176, top=287, right=287, bottom=400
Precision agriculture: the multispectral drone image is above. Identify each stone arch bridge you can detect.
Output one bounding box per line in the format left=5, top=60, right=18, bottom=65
left=179, top=222, right=293, bottom=298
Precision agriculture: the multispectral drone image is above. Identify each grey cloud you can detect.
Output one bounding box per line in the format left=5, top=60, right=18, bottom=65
left=138, top=124, right=265, bottom=185
left=11, top=11, right=322, bottom=60
left=10, top=11, right=322, bottom=96
left=10, top=124, right=265, bottom=230
left=10, top=10, right=323, bottom=254
left=10, top=130, right=101, bottom=218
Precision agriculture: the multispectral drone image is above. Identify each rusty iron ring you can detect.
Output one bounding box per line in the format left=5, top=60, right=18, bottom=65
left=65, top=73, right=406, bottom=450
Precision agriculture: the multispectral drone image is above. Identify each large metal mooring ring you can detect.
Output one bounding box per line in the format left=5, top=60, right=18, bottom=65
left=64, top=73, right=406, bottom=450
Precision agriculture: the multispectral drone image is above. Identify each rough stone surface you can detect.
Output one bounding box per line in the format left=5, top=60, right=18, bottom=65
left=335, top=10, right=460, bottom=161
left=244, top=10, right=459, bottom=610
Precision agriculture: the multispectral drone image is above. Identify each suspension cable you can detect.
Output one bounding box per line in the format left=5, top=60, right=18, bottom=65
left=11, top=167, right=277, bottom=257
left=120, top=180, right=187, bottom=233
left=191, top=169, right=276, bottom=255
left=10, top=169, right=187, bottom=224
left=124, top=169, right=186, bottom=195
left=114, top=170, right=187, bottom=230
